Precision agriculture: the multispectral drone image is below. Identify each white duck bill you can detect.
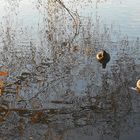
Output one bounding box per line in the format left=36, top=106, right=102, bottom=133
left=129, top=87, right=137, bottom=91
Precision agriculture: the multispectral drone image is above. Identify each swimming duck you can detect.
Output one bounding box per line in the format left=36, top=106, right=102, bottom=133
left=96, top=50, right=110, bottom=68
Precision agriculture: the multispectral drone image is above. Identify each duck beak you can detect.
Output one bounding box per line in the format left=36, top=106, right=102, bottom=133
left=129, top=87, right=137, bottom=91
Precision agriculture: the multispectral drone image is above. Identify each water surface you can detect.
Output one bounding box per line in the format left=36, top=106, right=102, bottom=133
left=0, top=0, right=140, bottom=140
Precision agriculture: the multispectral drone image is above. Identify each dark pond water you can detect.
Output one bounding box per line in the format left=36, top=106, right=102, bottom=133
left=0, top=0, right=140, bottom=140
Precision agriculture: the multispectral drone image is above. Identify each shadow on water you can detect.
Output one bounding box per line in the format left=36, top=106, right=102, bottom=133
left=0, top=0, right=140, bottom=140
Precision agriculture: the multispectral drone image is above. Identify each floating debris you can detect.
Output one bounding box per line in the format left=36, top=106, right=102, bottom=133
left=30, top=111, right=44, bottom=123
left=0, top=71, right=8, bottom=76
left=21, top=72, right=31, bottom=76
left=51, top=100, right=73, bottom=104
left=0, top=103, right=9, bottom=122
left=83, top=47, right=93, bottom=55
left=0, top=80, right=4, bottom=96
left=0, top=70, right=8, bottom=96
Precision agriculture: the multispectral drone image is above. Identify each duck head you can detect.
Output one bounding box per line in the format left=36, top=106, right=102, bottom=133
left=136, top=80, right=140, bottom=92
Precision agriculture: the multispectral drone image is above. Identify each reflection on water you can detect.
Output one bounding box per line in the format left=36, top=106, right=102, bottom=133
left=0, top=0, right=140, bottom=140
